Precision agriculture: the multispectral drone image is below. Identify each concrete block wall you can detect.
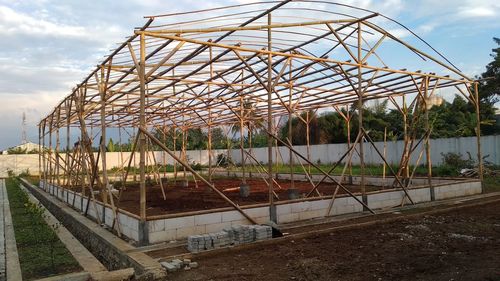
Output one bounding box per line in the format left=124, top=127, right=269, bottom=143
left=435, top=181, right=482, bottom=200
left=148, top=206, right=270, bottom=244
left=40, top=180, right=481, bottom=244
left=146, top=181, right=481, bottom=244
left=39, top=181, right=139, bottom=241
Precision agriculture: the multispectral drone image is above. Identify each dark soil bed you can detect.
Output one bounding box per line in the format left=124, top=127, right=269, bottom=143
left=104, top=178, right=384, bottom=216
left=169, top=199, right=500, bottom=281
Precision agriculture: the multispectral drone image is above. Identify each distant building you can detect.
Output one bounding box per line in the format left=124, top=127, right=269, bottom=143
left=1, top=142, right=41, bottom=155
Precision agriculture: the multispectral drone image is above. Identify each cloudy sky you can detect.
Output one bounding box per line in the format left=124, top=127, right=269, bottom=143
left=0, top=0, right=499, bottom=149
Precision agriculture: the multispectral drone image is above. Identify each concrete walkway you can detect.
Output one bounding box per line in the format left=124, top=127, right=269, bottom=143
left=0, top=179, right=22, bottom=281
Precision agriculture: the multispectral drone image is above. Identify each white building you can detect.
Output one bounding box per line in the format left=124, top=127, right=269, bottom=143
left=1, top=142, right=41, bottom=154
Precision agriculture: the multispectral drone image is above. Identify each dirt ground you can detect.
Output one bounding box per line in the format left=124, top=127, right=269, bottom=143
left=166, top=200, right=500, bottom=281
left=112, top=178, right=382, bottom=216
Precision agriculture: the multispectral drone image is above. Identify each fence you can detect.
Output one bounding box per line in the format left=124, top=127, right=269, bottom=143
left=0, top=135, right=497, bottom=177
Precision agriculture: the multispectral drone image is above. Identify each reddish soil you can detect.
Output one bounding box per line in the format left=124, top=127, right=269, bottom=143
left=111, top=178, right=382, bottom=216
left=166, top=199, right=500, bottom=281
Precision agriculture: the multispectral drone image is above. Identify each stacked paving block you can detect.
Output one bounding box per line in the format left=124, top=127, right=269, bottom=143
left=187, top=235, right=203, bottom=253
left=250, top=225, right=273, bottom=241
left=187, top=224, right=273, bottom=253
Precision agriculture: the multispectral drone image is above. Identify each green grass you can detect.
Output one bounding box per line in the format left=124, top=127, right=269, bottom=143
left=483, top=175, right=500, bottom=193
left=6, top=178, right=81, bottom=280
left=229, top=163, right=431, bottom=177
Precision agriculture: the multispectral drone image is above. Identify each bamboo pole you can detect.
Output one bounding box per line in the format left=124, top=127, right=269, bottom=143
left=267, top=12, right=276, bottom=222
left=474, top=83, right=484, bottom=182
left=264, top=128, right=375, bottom=214
left=139, top=127, right=257, bottom=224
left=383, top=127, right=387, bottom=186
left=357, top=22, right=367, bottom=207
left=424, top=77, right=434, bottom=199
left=138, top=32, right=147, bottom=222
left=289, top=58, right=295, bottom=189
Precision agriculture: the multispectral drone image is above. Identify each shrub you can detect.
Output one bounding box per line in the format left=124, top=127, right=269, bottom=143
left=217, top=153, right=231, bottom=167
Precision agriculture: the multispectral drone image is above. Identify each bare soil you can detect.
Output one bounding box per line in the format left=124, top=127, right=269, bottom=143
left=111, top=178, right=382, bottom=216
left=165, top=199, right=500, bottom=281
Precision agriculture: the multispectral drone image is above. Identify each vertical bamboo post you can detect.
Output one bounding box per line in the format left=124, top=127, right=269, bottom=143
left=424, top=76, right=434, bottom=200
left=402, top=95, right=409, bottom=182
left=357, top=22, right=367, bottom=207
left=41, top=121, right=47, bottom=188
left=38, top=124, right=42, bottom=183
left=56, top=110, right=61, bottom=187
left=182, top=127, right=188, bottom=187
left=240, top=95, right=246, bottom=185
left=383, top=126, right=387, bottom=186
left=100, top=66, right=109, bottom=204
left=138, top=32, right=148, bottom=244
left=66, top=101, right=71, bottom=187
left=288, top=58, right=295, bottom=189
left=347, top=105, right=352, bottom=179
left=267, top=12, right=276, bottom=222
left=48, top=120, right=53, bottom=185
left=173, top=126, right=178, bottom=182
left=474, top=82, right=484, bottom=183
left=208, top=46, right=213, bottom=183
left=306, top=111, right=311, bottom=175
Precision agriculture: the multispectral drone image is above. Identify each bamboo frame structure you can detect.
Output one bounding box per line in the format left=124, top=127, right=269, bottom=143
left=38, top=1, right=483, bottom=244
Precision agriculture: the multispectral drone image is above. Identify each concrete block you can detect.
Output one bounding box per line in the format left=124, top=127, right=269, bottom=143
left=194, top=213, right=222, bottom=226
left=389, top=191, right=403, bottom=200
left=194, top=225, right=206, bottom=234
left=171, top=259, right=183, bottom=269
left=245, top=207, right=268, bottom=218
left=161, top=262, right=177, bottom=272
left=298, top=210, right=325, bottom=220
left=230, top=219, right=248, bottom=226
left=176, top=226, right=196, bottom=239
left=276, top=204, right=291, bottom=216
left=254, top=216, right=269, bottom=224
left=287, top=188, right=300, bottom=200
left=334, top=204, right=356, bottom=215
left=205, top=222, right=231, bottom=233
left=239, top=184, right=250, bottom=197
left=125, top=228, right=139, bottom=241
left=127, top=218, right=139, bottom=232
left=149, top=229, right=177, bottom=243
left=148, top=219, right=165, bottom=232
left=221, top=211, right=243, bottom=222
left=165, top=216, right=195, bottom=229
left=310, top=199, right=330, bottom=211
left=278, top=212, right=300, bottom=223
left=290, top=201, right=311, bottom=213
left=346, top=196, right=361, bottom=206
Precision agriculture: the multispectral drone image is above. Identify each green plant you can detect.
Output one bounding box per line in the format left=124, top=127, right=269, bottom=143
left=19, top=169, right=30, bottom=177
left=217, top=153, right=231, bottom=167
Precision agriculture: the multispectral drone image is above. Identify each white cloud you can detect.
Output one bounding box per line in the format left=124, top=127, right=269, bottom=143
left=457, top=6, right=496, bottom=19
left=0, top=5, right=87, bottom=38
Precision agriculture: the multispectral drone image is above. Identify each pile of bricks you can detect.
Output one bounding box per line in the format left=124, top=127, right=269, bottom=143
left=160, top=258, right=198, bottom=272
left=187, top=224, right=273, bottom=253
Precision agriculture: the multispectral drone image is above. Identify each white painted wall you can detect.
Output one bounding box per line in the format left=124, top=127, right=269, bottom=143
left=230, top=135, right=499, bottom=166
left=0, top=135, right=497, bottom=177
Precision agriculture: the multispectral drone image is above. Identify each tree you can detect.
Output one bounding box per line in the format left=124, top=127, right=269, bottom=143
left=476, top=37, right=500, bottom=135
left=210, top=127, right=227, bottom=149
left=107, top=138, right=115, bottom=152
